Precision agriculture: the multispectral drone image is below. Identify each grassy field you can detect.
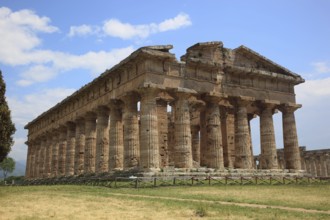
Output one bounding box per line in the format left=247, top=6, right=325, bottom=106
left=0, top=184, right=329, bottom=219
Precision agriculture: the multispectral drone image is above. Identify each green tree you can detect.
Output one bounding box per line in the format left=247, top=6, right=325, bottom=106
left=0, top=157, right=15, bottom=179
left=0, top=70, right=16, bottom=162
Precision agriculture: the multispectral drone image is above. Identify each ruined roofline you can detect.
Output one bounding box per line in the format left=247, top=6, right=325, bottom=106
left=234, top=45, right=305, bottom=83
left=24, top=45, right=176, bottom=129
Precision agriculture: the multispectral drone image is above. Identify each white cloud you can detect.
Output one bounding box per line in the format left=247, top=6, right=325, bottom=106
left=0, top=7, right=135, bottom=86
left=102, top=12, right=191, bottom=40
left=312, top=61, right=330, bottom=74
left=68, top=24, right=98, bottom=37
left=296, top=77, right=330, bottom=105
left=158, top=13, right=192, bottom=32
left=8, top=88, right=76, bottom=127
left=0, top=7, right=59, bottom=66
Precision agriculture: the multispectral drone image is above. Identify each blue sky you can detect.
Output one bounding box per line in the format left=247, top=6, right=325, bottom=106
left=1, top=0, right=330, bottom=164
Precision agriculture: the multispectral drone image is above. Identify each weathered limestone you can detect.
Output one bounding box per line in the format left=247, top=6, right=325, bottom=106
left=74, top=118, right=85, bottom=175
left=259, top=101, right=279, bottom=169
left=122, top=94, right=140, bottom=169
left=58, top=127, right=67, bottom=176
left=66, top=122, right=76, bottom=176
left=204, top=96, right=224, bottom=169
left=51, top=131, right=59, bottom=177
left=95, top=106, right=110, bottom=173
left=173, top=92, right=193, bottom=168
left=25, top=142, right=32, bottom=178
left=108, top=100, right=124, bottom=170
left=191, top=124, right=200, bottom=165
left=281, top=104, right=302, bottom=170
left=220, top=108, right=235, bottom=169
left=139, top=88, right=160, bottom=170
left=84, top=112, right=97, bottom=173
left=157, top=99, right=169, bottom=168
left=233, top=98, right=253, bottom=169
left=44, top=135, right=53, bottom=177
left=24, top=41, right=311, bottom=178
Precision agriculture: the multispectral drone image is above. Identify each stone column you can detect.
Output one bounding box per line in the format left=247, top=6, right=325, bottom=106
left=315, top=156, right=322, bottom=177
left=25, top=142, right=32, bottom=178
left=95, top=106, right=110, bottom=173
left=66, top=122, right=76, bottom=176
left=191, top=125, right=200, bottom=165
left=280, top=104, right=302, bottom=170
left=259, top=101, right=279, bottom=169
left=44, top=135, right=53, bottom=178
left=122, top=94, right=140, bottom=169
left=200, top=109, right=207, bottom=167
left=321, top=155, right=328, bottom=177
left=220, top=107, right=235, bottom=169
left=167, top=109, right=175, bottom=166
left=157, top=99, right=169, bottom=168
left=51, top=130, right=59, bottom=177
left=39, top=137, right=47, bottom=178
left=248, top=114, right=255, bottom=169
left=204, top=98, right=224, bottom=170
left=108, top=100, right=124, bottom=170
left=310, top=157, right=317, bottom=176
left=58, top=127, right=67, bottom=176
left=173, top=93, right=193, bottom=168
left=139, top=89, right=160, bottom=170
left=84, top=112, right=97, bottom=173
left=233, top=98, right=253, bottom=169
left=74, top=118, right=85, bottom=175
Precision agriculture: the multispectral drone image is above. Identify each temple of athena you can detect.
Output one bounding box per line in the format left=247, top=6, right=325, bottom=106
left=26, top=41, right=327, bottom=180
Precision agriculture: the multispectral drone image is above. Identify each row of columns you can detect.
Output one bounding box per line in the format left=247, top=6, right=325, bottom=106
left=25, top=91, right=302, bottom=179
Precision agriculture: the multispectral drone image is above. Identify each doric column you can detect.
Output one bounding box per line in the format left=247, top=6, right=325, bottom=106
left=233, top=97, right=254, bottom=169
left=44, top=135, right=53, bottom=178
left=248, top=114, right=256, bottom=169
left=39, top=137, right=47, bottom=178
left=139, top=88, right=160, bottom=170
left=74, top=118, right=85, bottom=175
left=315, top=156, right=322, bottom=177
left=157, top=99, right=169, bottom=168
left=321, top=155, right=328, bottom=177
left=36, top=140, right=43, bottom=178
left=25, top=141, right=32, bottom=179
left=51, top=130, right=59, bottom=177
left=95, top=106, right=110, bottom=173
left=200, top=109, right=207, bottom=167
left=220, top=107, right=235, bottom=169
left=66, top=122, right=76, bottom=176
left=167, top=109, right=175, bottom=166
left=122, top=94, right=140, bottom=169
left=191, top=125, right=200, bottom=165
left=204, top=95, right=224, bottom=170
left=173, top=93, right=193, bottom=168
left=108, top=100, right=124, bottom=170
left=58, top=127, right=67, bottom=176
left=84, top=112, right=97, bottom=173
left=280, top=104, right=302, bottom=170
left=259, top=101, right=279, bottom=169
left=310, top=157, right=317, bottom=176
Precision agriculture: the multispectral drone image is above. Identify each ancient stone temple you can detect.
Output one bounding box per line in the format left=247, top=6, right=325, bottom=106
left=24, top=41, right=305, bottom=179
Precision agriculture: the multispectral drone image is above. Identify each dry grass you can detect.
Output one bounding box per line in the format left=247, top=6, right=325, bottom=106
left=0, top=185, right=329, bottom=220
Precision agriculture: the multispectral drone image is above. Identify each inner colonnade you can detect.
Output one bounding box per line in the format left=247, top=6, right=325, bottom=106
left=24, top=42, right=305, bottom=179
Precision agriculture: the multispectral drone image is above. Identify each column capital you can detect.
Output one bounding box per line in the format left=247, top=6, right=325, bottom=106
left=279, top=103, right=302, bottom=113
left=120, top=91, right=140, bottom=104
left=108, top=99, right=123, bottom=109
left=229, top=95, right=255, bottom=107
left=97, top=105, right=110, bottom=115
left=85, top=111, right=97, bottom=120
left=257, top=99, right=280, bottom=110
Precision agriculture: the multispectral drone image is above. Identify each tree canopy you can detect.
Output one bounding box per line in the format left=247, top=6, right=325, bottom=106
left=0, top=157, right=15, bottom=179
left=0, top=70, right=16, bottom=162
